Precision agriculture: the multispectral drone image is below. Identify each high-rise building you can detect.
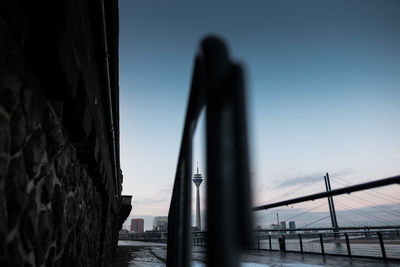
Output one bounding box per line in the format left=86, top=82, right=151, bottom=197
left=131, top=218, right=144, bottom=233
left=280, top=221, right=287, bottom=233
left=289, top=221, right=296, bottom=233
left=193, top=162, right=203, bottom=231
left=153, top=216, right=168, bottom=231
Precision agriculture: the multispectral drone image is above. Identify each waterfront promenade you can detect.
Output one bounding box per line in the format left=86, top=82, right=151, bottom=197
left=258, top=236, right=400, bottom=259
left=112, top=241, right=400, bottom=266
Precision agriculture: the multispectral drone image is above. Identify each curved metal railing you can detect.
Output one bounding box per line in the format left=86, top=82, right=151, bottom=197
left=166, top=36, right=253, bottom=267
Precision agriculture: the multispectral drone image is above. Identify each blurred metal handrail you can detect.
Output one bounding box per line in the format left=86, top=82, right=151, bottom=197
left=166, top=36, right=253, bottom=267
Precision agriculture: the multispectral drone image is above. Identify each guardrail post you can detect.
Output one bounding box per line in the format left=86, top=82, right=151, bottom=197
left=283, top=235, right=286, bottom=252
left=344, top=233, right=351, bottom=257
left=377, top=232, right=387, bottom=260
left=204, top=37, right=252, bottom=267
left=298, top=234, right=303, bottom=253
left=319, top=234, right=325, bottom=255
left=268, top=235, right=272, bottom=250
left=278, top=235, right=286, bottom=252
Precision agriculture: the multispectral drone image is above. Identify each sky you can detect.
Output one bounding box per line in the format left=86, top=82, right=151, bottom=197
left=118, top=0, right=400, bottom=230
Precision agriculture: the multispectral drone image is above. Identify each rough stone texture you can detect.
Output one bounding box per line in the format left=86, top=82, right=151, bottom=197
left=0, top=0, right=131, bottom=266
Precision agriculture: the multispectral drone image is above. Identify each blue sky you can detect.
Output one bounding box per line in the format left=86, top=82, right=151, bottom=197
left=118, top=1, right=400, bottom=230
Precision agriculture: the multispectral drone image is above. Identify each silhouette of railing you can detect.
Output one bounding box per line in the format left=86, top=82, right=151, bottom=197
left=166, top=36, right=253, bottom=267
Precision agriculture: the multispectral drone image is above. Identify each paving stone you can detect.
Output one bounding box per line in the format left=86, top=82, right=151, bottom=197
left=34, top=211, right=53, bottom=265
left=41, top=105, right=65, bottom=161
left=23, top=127, right=46, bottom=179
left=40, top=167, right=55, bottom=204
left=0, top=193, right=7, bottom=262
left=20, top=72, right=46, bottom=133
left=6, top=239, right=24, bottom=267
left=10, top=105, right=27, bottom=154
left=0, top=20, right=24, bottom=113
left=19, top=190, right=38, bottom=253
left=5, top=156, right=28, bottom=230
left=0, top=114, right=10, bottom=180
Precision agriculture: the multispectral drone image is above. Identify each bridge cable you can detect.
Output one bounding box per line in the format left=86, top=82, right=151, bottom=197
left=331, top=178, right=400, bottom=218
left=336, top=201, right=396, bottom=225
left=283, top=203, right=328, bottom=222
left=337, top=215, right=366, bottom=227
left=331, top=176, right=400, bottom=203
left=264, top=176, right=322, bottom=204
left=341, top=195, right=400, bottom=219
left=335, top=202, right=397, bottom=225
left=297, top=216, right=331, bottom=229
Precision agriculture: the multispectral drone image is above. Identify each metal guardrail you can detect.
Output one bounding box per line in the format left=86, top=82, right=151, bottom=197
left=166, top=36, right=253, bottom=267
left=253, top=230, right=400, bottom=261
left=192, top=229, right=400, bottom=261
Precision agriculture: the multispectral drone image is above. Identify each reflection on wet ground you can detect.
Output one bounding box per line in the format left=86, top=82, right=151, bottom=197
left=113, top=241, right=399, bottom=266
left=113, top=241, right=166, bottom=267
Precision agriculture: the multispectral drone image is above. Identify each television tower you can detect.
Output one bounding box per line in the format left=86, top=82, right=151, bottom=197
left=193, top=162, right=203, bottom=231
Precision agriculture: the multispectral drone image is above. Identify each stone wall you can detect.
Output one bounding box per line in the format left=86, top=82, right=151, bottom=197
left=0, top=0, right=130, bottom=266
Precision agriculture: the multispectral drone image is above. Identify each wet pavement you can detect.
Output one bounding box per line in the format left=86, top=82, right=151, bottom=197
left=113, top=241, right=400, bottom=266
left=113, top=241, right=166, bottom=266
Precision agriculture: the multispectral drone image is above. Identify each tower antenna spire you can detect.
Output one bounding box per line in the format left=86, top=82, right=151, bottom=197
left=193, top=161, right=203, bottom=230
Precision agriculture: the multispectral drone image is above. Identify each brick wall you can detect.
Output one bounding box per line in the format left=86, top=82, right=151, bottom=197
left=0, top=0, right=129, bottom=266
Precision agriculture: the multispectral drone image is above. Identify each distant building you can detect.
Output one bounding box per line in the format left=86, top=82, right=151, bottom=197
left=280, top=221, right=287, bottom=233
left=268, top=224, right=279, bottom=230
left=289, top=221, right=296, bottom=233
left=131, top=218, right=144, bottom=233
left=153, top=216, right=168, bottom=231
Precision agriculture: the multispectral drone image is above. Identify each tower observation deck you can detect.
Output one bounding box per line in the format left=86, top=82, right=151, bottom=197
left=193, top=162, right=203, bottom=231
